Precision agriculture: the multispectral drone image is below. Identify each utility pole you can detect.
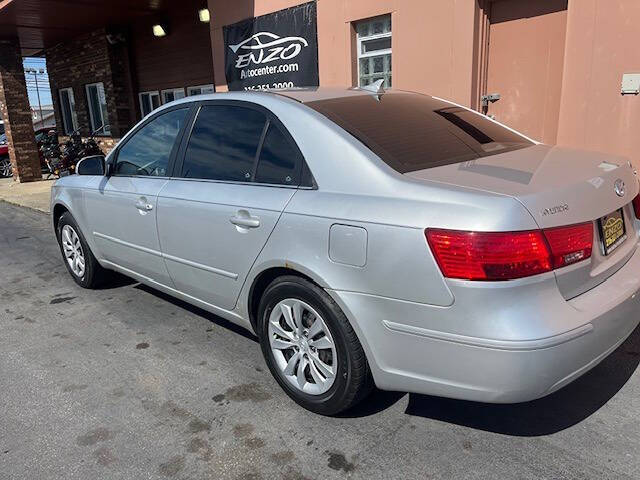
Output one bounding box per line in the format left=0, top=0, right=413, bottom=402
left=25, top=67, right=44, bottom=127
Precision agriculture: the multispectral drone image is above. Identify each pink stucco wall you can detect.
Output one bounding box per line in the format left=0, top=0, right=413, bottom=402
left=556, top=0, right=640, bottom=166
left=484, top=0, right=568, bottom=145
left=207, top=0, right=480, bottom=106
left=207, top=0, right=640, bottom=166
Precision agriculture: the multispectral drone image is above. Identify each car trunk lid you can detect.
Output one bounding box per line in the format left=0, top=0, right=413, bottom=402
left=406, top=144, right=639, bottom=299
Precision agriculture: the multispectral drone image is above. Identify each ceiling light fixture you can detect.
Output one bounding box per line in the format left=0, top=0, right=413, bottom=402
left=152, top=24, right=168, bottom=37
left=198, top=8, right=210, bottom=23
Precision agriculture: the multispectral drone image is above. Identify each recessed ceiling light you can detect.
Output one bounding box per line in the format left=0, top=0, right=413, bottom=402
left=198, top=8, right=210, bottom=23
left=152, top=24, right=167, bottom=37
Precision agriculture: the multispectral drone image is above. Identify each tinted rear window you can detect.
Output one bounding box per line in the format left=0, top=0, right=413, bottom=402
left=255, top=123, right=300, bottom=186
left=305, top=93, right=533, bottom=173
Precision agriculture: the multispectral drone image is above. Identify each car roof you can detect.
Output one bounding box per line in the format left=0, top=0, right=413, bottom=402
left=268, top=87, right=382, bottom=103
left=162, top=87, right=393, bottom=110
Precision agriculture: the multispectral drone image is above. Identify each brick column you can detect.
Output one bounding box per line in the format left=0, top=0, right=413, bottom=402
left=0, top=39, right=42, bottom=182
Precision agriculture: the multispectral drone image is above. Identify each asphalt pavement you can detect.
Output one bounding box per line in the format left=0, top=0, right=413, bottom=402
left=1, top=201, right=639, bottom=480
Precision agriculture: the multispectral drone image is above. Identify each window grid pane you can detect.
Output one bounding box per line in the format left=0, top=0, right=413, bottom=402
left=359, top=54, right=392, bottom=88
left=356, top=15, right=392, bottom=89
left=86, top=83, right=110, bottom=135
left=361, top=37, right=391, bottom=54
left=59, top=89, right=77, bottom=135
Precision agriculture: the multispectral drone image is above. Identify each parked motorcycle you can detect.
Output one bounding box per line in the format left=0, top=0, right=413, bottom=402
left=39, top=130, right=61, bottom=178
left=41, top=127, right=106, bottom=178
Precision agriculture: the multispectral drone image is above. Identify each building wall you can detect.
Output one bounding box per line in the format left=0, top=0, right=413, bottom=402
left=130, top=0, right=214, bottom=115
left=0, top=39, right=42, bottom=181
left=42, top=0, right=640, bottom=168
left=208, top=0, right=481, bottom=107
left=556, top=0, right=640, bottom=167
left=46, top=29, right=134, bottom=139
left=484, top=0, right=568, bottom=144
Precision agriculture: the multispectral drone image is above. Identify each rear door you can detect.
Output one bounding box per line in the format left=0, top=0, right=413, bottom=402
left=156, top=101, right=304, bottom=310
left=84, top=106, right=191, bottom=285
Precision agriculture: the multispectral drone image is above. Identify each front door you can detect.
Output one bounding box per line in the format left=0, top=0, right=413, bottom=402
left=84, top=106, right=190, bottom=286
left=485, top=0, right=568, bottom=144
left=156, top=102, right=304, bottom=311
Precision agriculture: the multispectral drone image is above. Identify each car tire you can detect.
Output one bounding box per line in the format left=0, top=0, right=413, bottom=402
left=258, top=275, right=373, bottom=415
left=56, top=212, right=108, bottom=288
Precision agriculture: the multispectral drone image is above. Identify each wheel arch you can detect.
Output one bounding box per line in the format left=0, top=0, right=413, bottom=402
left=246, top=265, right=322, bottom=333
left=52, top=202, right=69, bottom=232
left=244, top=261, right=377, bottom=378
left=51, top=199, right=101, bottom=263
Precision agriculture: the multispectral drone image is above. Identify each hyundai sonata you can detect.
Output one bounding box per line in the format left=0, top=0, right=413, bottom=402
left=51, top=86, right=640, bottom=415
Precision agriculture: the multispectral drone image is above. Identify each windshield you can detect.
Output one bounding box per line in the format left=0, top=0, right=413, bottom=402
left=305, top=92, right=533, bottom=173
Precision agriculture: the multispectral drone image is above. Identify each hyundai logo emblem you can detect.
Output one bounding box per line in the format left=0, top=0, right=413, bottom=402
left=614, top=179, right=625, bottom=197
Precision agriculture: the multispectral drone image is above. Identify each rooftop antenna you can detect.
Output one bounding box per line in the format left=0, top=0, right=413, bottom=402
left=360, top=79, right=385, bottom=100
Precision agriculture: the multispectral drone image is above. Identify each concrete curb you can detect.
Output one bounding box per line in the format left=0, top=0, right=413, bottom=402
left=0, top=198, right=49, bottom=215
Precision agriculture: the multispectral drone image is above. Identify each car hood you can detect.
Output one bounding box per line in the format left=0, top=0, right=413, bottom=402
left=405, top=144, right=639, bottom=229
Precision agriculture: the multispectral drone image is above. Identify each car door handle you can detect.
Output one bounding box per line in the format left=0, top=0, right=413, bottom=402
left=135, top=199, right=153, bottom=212
left=230, top=211, right=260, bottom=229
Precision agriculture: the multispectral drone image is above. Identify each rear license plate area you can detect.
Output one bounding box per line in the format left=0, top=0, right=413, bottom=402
left=598, top=208, right=626, bottom=255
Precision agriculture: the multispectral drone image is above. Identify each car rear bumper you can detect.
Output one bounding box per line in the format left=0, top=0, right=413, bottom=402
left=328, top=244, right=640, bottom=403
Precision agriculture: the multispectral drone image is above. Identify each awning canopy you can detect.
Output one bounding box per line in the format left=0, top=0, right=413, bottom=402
left=0, top=0, right=169, bottom=56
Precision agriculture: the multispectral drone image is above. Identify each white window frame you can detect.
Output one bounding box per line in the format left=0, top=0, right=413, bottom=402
left=138, top=90, right=161, bottom=117
left=356, top=15, right=392, bottom=88
left=85, top=82, right=111, bottom=135
left=161, top=88, right=186, bottom=104
left=58, top=87, right=78, bottom=135
left=187, top=84, right=215, bottom=96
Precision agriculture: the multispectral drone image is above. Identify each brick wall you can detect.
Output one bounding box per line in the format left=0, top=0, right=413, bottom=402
left=0, top=39, right=42, bottom=182
left=46, top=29, right=135, bottom=141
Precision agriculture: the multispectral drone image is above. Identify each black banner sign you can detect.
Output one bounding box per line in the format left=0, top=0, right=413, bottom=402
left=223, top=1, right=319, bottom=91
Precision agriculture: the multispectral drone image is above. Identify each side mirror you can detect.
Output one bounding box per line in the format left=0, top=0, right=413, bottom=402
left=76, top=155, right=105, bottom=175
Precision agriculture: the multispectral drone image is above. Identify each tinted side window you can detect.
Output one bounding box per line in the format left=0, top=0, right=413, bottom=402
left=255, top=124, right=300, bottom=185
left=116, top=108, right=188, bottom=176
left=182, top=105, right=266, bottom=181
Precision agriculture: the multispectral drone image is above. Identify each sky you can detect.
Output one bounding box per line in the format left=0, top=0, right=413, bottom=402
left=23, top=57, right=53, bottom=107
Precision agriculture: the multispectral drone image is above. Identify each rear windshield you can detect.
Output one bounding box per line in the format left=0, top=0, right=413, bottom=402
left=305, top=92, right=533, bottom=173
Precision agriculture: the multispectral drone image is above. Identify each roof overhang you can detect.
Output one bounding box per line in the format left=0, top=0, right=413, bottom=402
left=0, top=0, right=168, bottom=56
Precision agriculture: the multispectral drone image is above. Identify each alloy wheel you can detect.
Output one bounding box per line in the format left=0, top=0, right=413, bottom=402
left=268, top=298, right=337, bottom=395
left=0, top=157, right=11, bottom=177
left=61, top=224, right=85, bottom=278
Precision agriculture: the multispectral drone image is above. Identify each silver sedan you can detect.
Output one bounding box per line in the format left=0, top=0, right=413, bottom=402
left=51, top=87, right=640, bottom=415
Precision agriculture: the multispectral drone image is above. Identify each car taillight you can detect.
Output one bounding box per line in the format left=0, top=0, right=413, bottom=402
left=426, top=222, right=593, bottom=281
left=425, top=229, right=552, bottom=280
left=542, top=223, right=592, bottom=269
left=633, top=193, right=640, bottom=219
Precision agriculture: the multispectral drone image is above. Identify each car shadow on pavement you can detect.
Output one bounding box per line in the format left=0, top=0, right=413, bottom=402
left=133, top=283, right=259, bottom=343
left=402, top=323, right=640, bottom=436
left=94, top=271, right=137, bottom=290
left=342, top=324, right=640, bottom=436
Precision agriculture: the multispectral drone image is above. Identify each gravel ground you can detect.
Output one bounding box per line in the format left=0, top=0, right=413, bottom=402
left=1, top=201, right=639, bottom=480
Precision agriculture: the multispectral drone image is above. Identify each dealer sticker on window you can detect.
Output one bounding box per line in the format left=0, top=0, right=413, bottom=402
left=598, top=208, right=626, bottom=255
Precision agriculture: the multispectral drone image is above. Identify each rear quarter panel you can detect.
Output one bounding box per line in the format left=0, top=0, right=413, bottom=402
left=241, top=189, right=456, bottom=310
